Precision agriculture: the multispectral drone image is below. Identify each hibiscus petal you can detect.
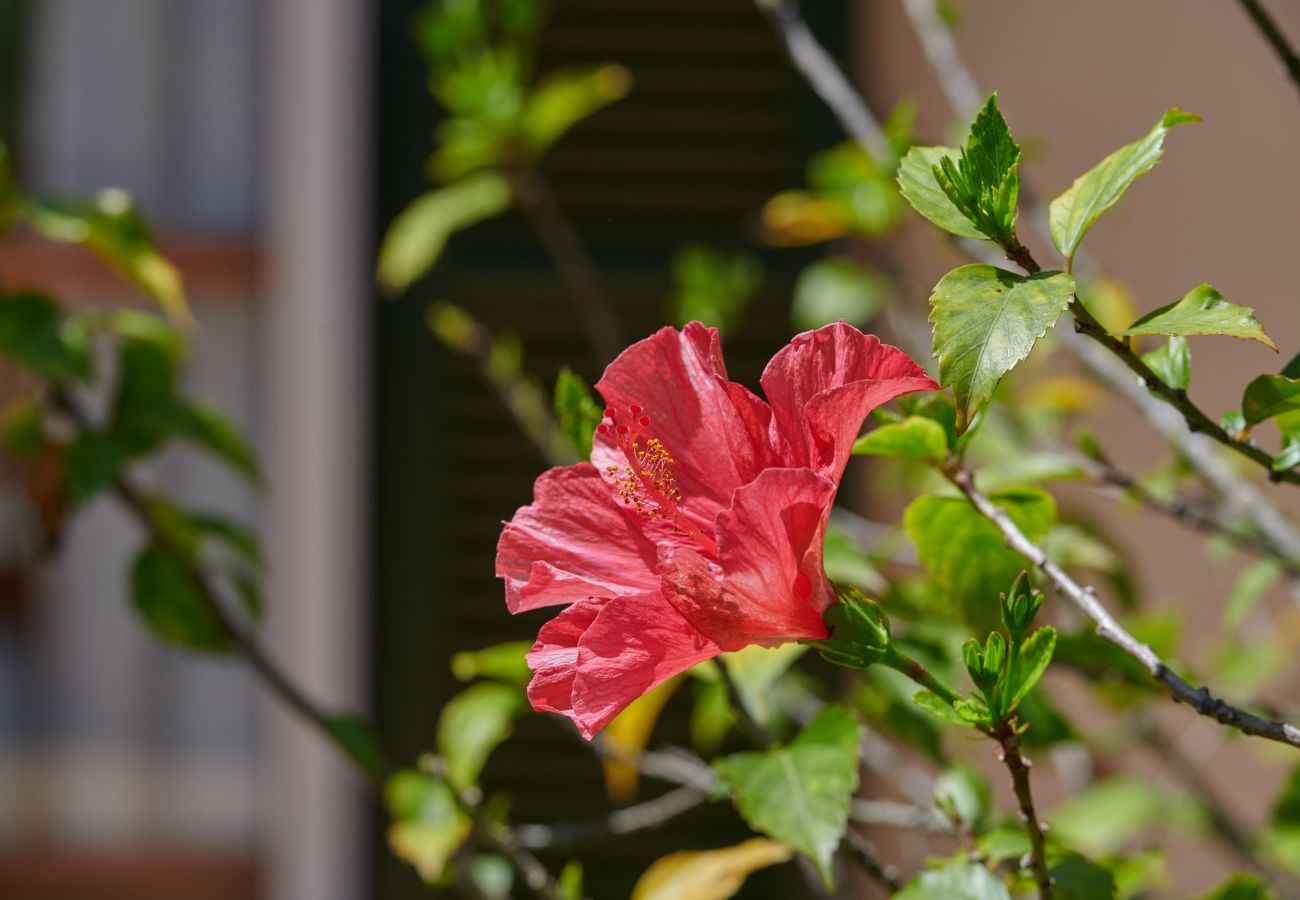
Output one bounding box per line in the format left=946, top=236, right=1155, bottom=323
left=761, top=322, right=939, bottom=482
left=497, top=464, right=661, bottom=612
left=526, top=597, right=606, bottom=721
left=527, top=593, right=719, bottom=739
left=594, top=322, right=778, bottom=530
left=573, top=593, right=719, bottom=738
left=663, top=468, right=836, bottom=651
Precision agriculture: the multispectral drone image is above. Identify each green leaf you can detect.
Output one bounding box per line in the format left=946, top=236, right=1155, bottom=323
left=1, top=398, right=45, bottom=458
left=897, top=146, right=987, bottom=239
left=1052, top=776, right=1205, bottom=856
left=166, top=401, right=259, bottom=479
left=852, top=416, right=948, bottom=462
left=1198, top=875, right=1275, bottom=900
left=904, top=487, right=1057, bottom=631
left=630, top=838, right=793, bottom=900
left=894, top=863, right=1011, bottom=899
left=0, top=292, right=90, bottom=383
left=130, top=542, right=228, bottom=652
left=1008, top=626, right=1056, bottom=708
left=324, top=713, right=385, bottom=778
left=24, top=191, right=189, bottom=322
left=1050, top=856, right=1117, bottom=900
left=1223, top=559, right=1281, bottom=631
left=1273, top=765, right=1300, bottom=830
left=188, top=512, right=263, bottom=568
left=1114, top=284, right=1276, bottom=350
left=715, top=706, right=861, bottom=889
left=111, top=340, right=176, bottom=455
left=933, top=765, right=991, bottom=829
left=669, top=245, right=763, bottom=335
left=552, top=367, right=601, bottom=459
left=1222, top=408, right=1247, bottom=439
left=376, top=172, right=512, bottom=293
left=521, top=64, right=631, bottom=154
left=63, top=432, right=126, bottom=506
left=929, top=265, right=1076, bottom=432
left=1140, top=336, right=1190, bottom=391
left=385, top=770, right=471, bottom=883
left=792, top=257, right=888, bottom=332
left=437, top=682, right=527, bottom=790
left=722, top=643, right=806, bottom=726
left=912, top=689, right=972, bottom=726
left=450, top=641, right=532, bottom=684
left=931, top=94, right=1021, bottom=242
left=1243, top=374, right=1300, bottom=426
left=1049, top=108, right=1200, bottom=260
left=557, top=861, right=585, bottom=900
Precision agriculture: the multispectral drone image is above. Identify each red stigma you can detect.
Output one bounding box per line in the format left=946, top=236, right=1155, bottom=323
left=603, top=408, right=617, bottom=420
left=629, top=404, right=643, bottom=415
left=596, top=424, right=610, bottom=435
left=616, top=424, right=630, bottom=435
left=638, top=416, right=651, bottom=427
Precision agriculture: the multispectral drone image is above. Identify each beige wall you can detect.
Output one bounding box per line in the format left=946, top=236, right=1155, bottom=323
left=857, top=2, right=1300, bottom=894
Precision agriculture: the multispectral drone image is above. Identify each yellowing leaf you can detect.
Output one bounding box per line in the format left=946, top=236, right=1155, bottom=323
left=631, top=839, right=793, bottom=900
left=603, top=675, right=684, bottom=802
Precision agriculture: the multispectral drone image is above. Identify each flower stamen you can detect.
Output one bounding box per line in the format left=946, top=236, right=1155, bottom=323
left=600, top=405, right=718, bottom=557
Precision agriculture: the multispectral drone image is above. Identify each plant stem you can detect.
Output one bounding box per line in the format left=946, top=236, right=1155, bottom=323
left=882, top=644, right=964, bottom=707
left=990, top=718, right=1053, bottom=899
left=52, top=390, right=569, bottom=900
left=940, top=457, right=1300, bottom=749
left=507, top=166, right=623, bottom=363
left=1236, top=0, right=1300, bottom=101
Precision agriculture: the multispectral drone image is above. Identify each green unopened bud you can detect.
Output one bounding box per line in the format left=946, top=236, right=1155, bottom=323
left=999, top=571, right=1043, bottom=643
left=814, top=587, right=891, bottom=669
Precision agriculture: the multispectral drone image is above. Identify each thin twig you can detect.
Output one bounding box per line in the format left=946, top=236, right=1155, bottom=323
left=941, top=458, right=1300, bottom=749
left=754, top=0, right=891, bottom=158
left=989, top=719, right=1053, bottom=899
left=1084, top=448, right=1300, bottom=579
left=53, top=390, right=569, bottom=900
left=507, top=167, right=623, bottom=363
left=515, top=785, right=708, bottom=850
left=842, top=829, right=903, bottom=893
left=1236, top=0, right=1300, bottom=101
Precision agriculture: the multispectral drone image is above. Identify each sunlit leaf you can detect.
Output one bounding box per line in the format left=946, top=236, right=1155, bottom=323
left=450, top=641, right=532, bottom=684
left=1223, top=559, right=1281, bottom=631
left=24, top=190, right=189, bottom=322
left=715, top=707, right=860, bottom=889
left=385, top=770, right=471, bottom=883
left=931, top=95, right=1021, bottom=242
left=1140, top=336, right=1190, bottom=392
left=897, top=145, right=986, bottom=239
left=1242, top=374, right=1300, bottom=426
left=630, top=838, right=793, bottom=900
left=1049, top=109, right=1199, bottom=260
left=376, top=172, right=512, bottom=293
left=904, top=487, right=1056, bottom=631
left=792, top=257, right=888, bottom=332
left=928, top=265, right=1076, bottom=431
left=852, top=416, right=948, bottom=462
left=894, top=862, right=1011, bottom=899
left=1113, top=284, right=1275, bottom=351
left=438, top=681, right=527, bottom=790
left=722, top=643, right=806, bottom=727
left=522, top=64, right=631, bottom=154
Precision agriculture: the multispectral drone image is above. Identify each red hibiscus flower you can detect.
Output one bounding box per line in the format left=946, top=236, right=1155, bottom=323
left=496, top=321, right=939, bottom=738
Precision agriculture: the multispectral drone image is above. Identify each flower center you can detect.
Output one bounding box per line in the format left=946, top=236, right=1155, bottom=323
left=597, top=405, right=719, bottom=557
